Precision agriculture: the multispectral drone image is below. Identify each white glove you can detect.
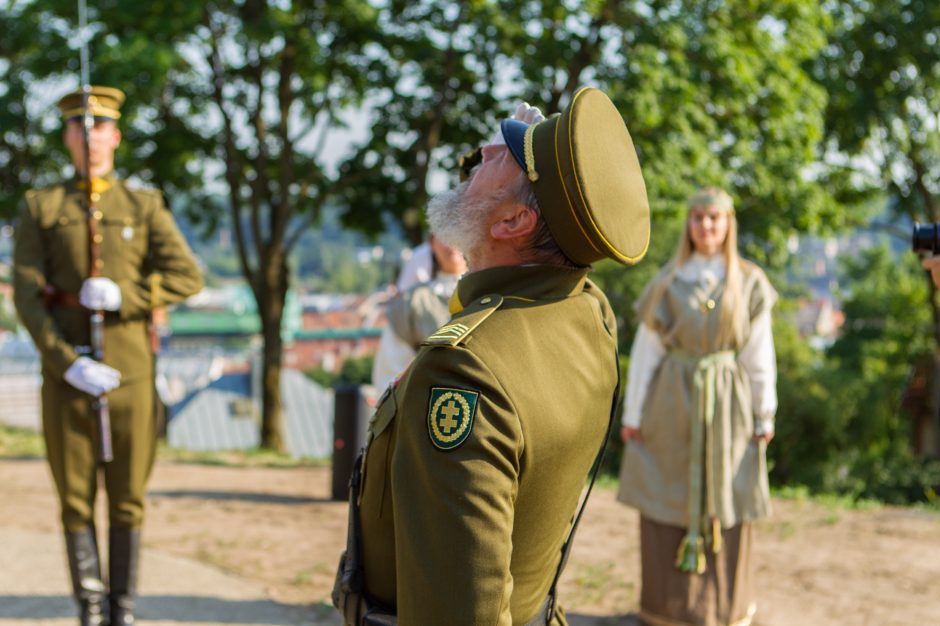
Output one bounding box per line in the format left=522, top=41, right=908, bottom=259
left=80, top=277, right=122, bottom=311
left=64, top=357, right=122, bottom=396
left=488, top=101, right=546, bottom=145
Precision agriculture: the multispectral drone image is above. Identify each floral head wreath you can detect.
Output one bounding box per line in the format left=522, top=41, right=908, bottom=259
left=688, top=187, right=734, bottom=213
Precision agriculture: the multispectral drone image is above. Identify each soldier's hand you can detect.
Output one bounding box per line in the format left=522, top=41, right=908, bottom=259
left=487, top=101, right=546, bottom=146
left=80, top=277, right=122, bottom=311
left=64, top=357, right=122, bottom=396
left=922, top=255, right=940, bottom=289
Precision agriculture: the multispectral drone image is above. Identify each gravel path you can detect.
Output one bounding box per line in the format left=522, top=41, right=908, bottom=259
left=0, top=526, right=336, bottom=626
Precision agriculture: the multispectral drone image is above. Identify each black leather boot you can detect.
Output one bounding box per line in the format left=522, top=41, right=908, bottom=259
left=64, top=528, right=108, bottom=626
left=108, top=527, right=140, bottom=626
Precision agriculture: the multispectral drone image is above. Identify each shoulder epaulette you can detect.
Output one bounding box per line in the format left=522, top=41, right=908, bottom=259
left=120, top=181, right=161, bottom=199
left=422, top=294, right=503, bottom=347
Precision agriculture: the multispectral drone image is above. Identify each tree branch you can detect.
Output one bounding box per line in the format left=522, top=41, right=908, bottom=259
left=271, top=34, right=298, bottom=252
left=205, top=11, right=256, bottom=289
left=248, top=45, right=270, bottom=268
left=284, top=212, right=318, bottom=254
left=909, top=148, right=938, bottom=221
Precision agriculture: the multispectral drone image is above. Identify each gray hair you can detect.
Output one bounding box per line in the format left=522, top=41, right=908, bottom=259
left=510, top=176, right=581, bottom=268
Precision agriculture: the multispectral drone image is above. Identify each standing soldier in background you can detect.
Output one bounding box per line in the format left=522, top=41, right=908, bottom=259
left=12, top=86, right=203, bottom=626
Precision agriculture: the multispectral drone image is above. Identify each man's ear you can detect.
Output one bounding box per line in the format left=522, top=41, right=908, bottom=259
left=490, top=204, right=538, bottom=241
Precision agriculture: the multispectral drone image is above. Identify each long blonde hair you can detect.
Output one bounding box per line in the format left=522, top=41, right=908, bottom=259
left=641, top=187, right=744, bottom=348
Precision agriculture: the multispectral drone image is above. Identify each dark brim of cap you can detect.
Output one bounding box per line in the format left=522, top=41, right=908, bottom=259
left=65, top=115, right=120, bottom=123
left=500, top=119, right=528, bottom=173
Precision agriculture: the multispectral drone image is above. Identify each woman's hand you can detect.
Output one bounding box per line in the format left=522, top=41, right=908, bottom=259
left=752, top=432, right=774, bottom=444
left=621, top=426, right=642, bottom=443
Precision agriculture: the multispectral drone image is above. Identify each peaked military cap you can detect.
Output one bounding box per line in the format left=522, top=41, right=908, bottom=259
left=57, top=86, right=125, bottom=121
left=501, top=87, right=650, bottom=266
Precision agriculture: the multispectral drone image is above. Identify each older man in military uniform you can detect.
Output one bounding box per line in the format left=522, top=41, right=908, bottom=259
left=13, top=86, right=203, bottom=626
left=334, top=87, right=650, bottom=625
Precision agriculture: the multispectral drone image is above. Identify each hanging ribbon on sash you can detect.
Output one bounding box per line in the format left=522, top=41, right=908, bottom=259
left=674, top=350, right=736, bottom=574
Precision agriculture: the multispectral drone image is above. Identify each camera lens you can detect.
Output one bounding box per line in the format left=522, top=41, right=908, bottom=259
left=912, top=223, right=940, bottom=254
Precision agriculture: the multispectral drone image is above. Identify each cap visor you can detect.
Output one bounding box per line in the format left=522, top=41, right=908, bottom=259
left=500, top=119, right=528, bottom=173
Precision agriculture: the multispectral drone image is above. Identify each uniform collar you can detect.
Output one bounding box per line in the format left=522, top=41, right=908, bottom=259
left=70, top=170, right=118, bottom=193
left=450, top=264, right=590, bottom=314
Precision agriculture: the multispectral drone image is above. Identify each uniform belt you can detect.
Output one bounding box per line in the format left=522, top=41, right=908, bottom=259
left=42, top=285, right=84, bottom=310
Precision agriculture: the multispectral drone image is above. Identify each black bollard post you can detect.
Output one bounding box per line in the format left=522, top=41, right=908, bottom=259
left=331, top=384, right=372, bottom=501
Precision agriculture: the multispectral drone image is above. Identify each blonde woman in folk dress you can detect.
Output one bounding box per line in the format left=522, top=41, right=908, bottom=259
left=616, top=187, right=777, bottom=626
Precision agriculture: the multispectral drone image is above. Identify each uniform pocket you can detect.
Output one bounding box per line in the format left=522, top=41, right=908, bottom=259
left=37, top=215, right=87, bottom=285
left=99, top=216, right=145, bottom=273
left=360, top=391, right=398, bottom=514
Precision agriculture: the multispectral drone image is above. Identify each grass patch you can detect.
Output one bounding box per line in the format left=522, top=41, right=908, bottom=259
left=0, top=426, right=329, bottom=469
left=594, top=473, right=621, bottom=490
left=157, top=443, right=329, bottom=469
left=0, top=425, right=45, bottom=458
left=772, top=484, right=882, bottom=511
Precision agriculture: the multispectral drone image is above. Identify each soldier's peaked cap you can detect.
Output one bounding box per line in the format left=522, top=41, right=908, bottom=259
left=500, top=87, right=650, bottom=266
left=57, top=86, right=125, bottom=121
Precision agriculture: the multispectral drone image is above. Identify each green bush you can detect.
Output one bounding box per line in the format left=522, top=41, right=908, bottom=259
left=770, top=246, right=939, bottom=505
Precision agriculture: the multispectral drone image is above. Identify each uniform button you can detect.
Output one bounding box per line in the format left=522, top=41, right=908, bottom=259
left=706, top=299, right=716, bottom=310
left=481, top=297, right=492, bottom=304
left=90, top=192, right=101, bottom=202
left=93, top=234, right=103, bottom=244
left=95, top=259, right=104, bottom=270
left=93, top=210, right=103, bottom=220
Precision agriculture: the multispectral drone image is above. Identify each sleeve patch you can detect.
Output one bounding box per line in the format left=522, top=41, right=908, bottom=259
left=427, top=387, right=479, bottom=451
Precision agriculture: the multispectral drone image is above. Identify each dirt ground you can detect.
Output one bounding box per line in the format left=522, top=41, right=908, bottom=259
left=1, top=456, right=938, bottom=626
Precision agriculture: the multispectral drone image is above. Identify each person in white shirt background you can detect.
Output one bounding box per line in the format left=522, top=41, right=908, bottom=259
left=615, top=187, right=777, bottom=626
left=371, top=235, right=467, bottom=390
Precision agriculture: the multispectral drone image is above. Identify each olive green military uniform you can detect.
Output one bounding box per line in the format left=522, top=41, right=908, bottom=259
left=359, top=265, right=618, bottom=625
left=13, top=172, right=203, bottom=529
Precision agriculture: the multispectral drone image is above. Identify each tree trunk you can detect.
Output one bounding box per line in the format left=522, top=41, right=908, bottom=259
left=258, top=255, right=288, bottom=451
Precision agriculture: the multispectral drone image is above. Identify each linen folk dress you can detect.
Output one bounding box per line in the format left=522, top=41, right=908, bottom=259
left=617, top=253, right=777, bottom=626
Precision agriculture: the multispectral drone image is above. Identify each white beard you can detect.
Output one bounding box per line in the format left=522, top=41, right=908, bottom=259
left=426, top=180, right=490, bottom=258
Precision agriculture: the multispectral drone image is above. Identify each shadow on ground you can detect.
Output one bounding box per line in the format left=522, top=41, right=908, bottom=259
left=0, top=595, right=323, bottom=624
left=148, top=490, right=332, bottom=505
left=567, top=613, right=641, bottom=626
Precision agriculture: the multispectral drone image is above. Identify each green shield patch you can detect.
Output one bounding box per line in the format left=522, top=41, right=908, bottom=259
left=427, top=387, right=479, bottom=451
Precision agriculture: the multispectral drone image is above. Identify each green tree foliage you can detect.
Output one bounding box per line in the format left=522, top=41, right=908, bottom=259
left=815, top=0, right=940, bottom=339
left=0, top=1, right=74, bottom=216
left=337, top=1, right=513, bottom=243
left=338, top=354, right=375, bottom=386
left=501, top=0, right=838, bottom=255
left=771, top=247, right=940, bottom=503
left=304, top=355, right=374, bottom=388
